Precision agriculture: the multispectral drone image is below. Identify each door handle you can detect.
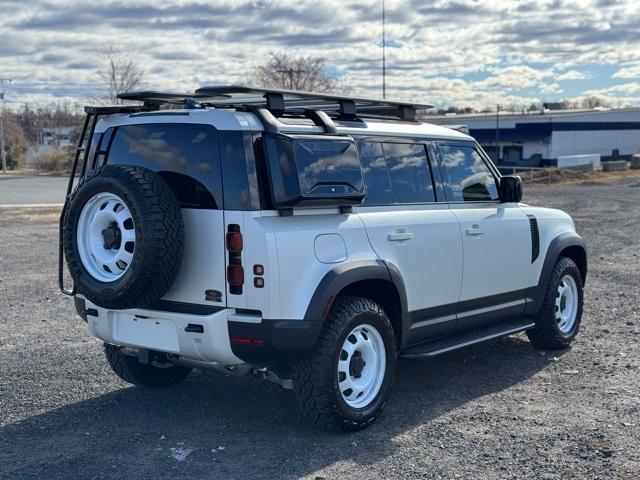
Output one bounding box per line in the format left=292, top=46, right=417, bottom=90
left=465, top=224, right=485, bottom=236
left=387, top=231, right=414, bottom=242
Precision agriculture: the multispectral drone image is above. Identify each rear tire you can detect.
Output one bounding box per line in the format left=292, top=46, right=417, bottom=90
left=527, top=256, right=583, bottom=350
left=293, top=296, right=397, bottom=432
left=104, top=344, right=192, bottom=388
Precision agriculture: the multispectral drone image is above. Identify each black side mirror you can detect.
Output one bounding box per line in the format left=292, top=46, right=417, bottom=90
left=499, top=175, right=523, bottom=203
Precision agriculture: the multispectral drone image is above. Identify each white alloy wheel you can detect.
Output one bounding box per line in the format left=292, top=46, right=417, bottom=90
left=555, top=274, right=579, bottom=334
left=338, top=324, right=387, bottom=409
left=76, top=192, right=136, bottom=282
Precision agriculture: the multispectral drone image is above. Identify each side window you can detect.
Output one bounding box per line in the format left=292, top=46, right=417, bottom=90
left=357, top=141, right=393, bottom=205
left=356, top=141, right=435, bottom=205
left=382, top=142, right=435, bottom=204
left=106, top=123, right=222, bottom=209
left=439, top=145, right=499, bottom=202
left=219, top=131, right=255, bottom=210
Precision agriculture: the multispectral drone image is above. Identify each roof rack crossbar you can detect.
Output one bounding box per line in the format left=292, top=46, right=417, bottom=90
left=117, top=85, right=431, bottom=122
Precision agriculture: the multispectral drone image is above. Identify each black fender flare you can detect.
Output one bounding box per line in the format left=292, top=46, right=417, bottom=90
left=525, top=232, right=587, bottom=315
left=304, top=259, right=408, bottom=321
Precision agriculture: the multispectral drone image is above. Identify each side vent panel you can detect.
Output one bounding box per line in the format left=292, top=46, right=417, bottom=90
left=527, top=215, right=540, bottom=263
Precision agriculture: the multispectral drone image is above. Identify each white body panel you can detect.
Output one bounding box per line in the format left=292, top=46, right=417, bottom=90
left=356, top=204, right=463, bottom=313
left=262, top=210, right=376, bottom=321
left=449, top=203, right=532, bottom=300
left=85, top=299, right=243, bottom=365
left=162, top=209, right=226, bottom=306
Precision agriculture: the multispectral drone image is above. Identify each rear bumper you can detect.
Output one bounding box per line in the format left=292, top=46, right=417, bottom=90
left=228, top=318, right=323, bottom=366
left=82, top=298, right=243, bottom=365
left=77, top=297, right=322, bottom=367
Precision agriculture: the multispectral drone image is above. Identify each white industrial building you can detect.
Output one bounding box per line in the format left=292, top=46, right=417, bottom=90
left=425, top=108, right=640, bottom=167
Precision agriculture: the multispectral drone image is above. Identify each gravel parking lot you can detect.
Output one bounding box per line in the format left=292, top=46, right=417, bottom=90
left=1, top=177, right=639, bottom=479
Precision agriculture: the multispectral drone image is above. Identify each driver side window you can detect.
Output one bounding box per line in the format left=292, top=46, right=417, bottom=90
left=439, top=145, right=499, bottom=202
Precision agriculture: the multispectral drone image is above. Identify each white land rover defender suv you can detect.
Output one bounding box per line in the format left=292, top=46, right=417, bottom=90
left=60, top=86, right=587, bottom=431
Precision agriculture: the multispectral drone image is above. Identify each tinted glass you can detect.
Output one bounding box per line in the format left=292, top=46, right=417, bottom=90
left=220, top=131, right=252, bottom=210
left=357, top=141, right=393, bottom=205
left=107, top=123, right=222, bottom=208
left=292, top=138, right=363, bottom=196
left=274, top=136, right=298, bottom=202
left=382, top=142, right=435, bottom=204
left=440, top=145, right=499, bottom=202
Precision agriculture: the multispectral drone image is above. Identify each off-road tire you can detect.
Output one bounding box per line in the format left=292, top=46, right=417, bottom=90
left=104, top=343, right=192, bottom=387
left=293, top=296, right=397, bottom=432
left=64, top=165, right=184, bottom=310
left=527, top=256, right=583, bottom=350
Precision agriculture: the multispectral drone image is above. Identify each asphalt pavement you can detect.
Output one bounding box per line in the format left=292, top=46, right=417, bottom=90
left=0, top=174, right=68, bottom=206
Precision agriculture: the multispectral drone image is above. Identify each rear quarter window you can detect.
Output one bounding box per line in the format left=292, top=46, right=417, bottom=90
left=106, top=123, right=223, bottom=209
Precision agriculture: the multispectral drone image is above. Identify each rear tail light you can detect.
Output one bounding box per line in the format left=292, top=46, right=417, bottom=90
left=227, top=265, right=244, bottom=286
left=226, top=232, right=243, bottom=253
left=226, top=224, right=243, bottom=295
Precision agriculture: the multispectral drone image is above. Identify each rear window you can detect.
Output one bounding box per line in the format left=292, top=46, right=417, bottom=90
left=106, top=123, right=223, bottom=209
left=356, top=140, right=435, bottom=205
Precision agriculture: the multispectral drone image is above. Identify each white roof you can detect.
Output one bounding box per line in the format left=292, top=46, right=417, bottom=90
left=95, top=107, right=473, bottom=141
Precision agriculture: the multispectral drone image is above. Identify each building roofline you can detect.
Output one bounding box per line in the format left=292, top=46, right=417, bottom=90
left=422, top=106, right=640, bottom=122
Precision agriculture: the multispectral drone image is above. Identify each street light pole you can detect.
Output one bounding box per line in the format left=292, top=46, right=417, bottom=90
left=0, top=78, right=13, bottom=174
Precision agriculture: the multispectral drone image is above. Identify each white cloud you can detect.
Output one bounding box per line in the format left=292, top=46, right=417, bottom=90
left=0, top=0, right=638, bottom=109
left=612, top=65, right=640, bottom=79
left=539, top=82, right=562, bottom=94
left=556, top=70, right=591, bottom=81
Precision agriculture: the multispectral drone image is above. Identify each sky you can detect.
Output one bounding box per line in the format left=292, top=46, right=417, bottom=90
left=1, top=0, right=640, bottom=110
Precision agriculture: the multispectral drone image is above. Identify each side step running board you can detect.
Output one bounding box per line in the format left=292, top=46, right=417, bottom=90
left=400, top=319, right=535, bottom=359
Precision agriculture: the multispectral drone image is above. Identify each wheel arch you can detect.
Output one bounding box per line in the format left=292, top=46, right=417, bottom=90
left=304, top=260, right=408, bottom=347
left=525, top=232, right=587, bottom=315
left=560, top=244, right=587, bottom=285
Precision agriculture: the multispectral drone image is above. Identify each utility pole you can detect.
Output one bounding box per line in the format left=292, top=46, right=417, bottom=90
left=0, top=78, right=13, bottom=174
left=495, top=103, right=500, bottom=164
left=382, top=0, right=386, bottom=98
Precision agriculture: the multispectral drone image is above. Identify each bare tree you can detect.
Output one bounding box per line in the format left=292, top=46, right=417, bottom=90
left=254, top=52, right=338, bottom=92
left=580, top=95, right=609, bottom=109
left=95, top=46, right=145, bottom=104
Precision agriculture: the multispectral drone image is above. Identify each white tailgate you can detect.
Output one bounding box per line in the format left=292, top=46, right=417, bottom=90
left=162, top=208, right=227, bottom=306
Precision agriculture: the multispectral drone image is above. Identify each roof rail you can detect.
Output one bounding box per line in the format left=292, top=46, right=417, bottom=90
left=117, top=85, right=431, bottom=122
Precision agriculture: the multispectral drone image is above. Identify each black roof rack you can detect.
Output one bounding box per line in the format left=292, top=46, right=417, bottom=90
left=117, top=85, right=431, bottom=122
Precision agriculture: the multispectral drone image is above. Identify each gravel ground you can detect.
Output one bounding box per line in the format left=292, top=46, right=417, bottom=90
left=1, top=177, right=639, bottom=479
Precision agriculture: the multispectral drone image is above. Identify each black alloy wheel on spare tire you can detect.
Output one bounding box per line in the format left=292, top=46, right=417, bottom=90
left=63, top=164, right=184, bottom=310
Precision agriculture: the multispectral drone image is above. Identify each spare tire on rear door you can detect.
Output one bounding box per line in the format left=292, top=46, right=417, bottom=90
left=64, top=164, right=184, bottom=310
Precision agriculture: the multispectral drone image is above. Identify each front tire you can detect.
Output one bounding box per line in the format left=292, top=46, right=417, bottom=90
left=104, top=344, right=192, bottom=388
left=527, top=256, right=583, bottom=350
left=293, top=296, right=397, bottom=432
